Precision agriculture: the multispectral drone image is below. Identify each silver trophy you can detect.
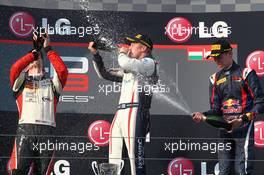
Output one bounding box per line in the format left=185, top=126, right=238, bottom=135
left=92, top=160, right=124, bottom=175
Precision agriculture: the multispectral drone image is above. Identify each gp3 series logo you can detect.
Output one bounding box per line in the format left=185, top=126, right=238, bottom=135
left=165, top=17, right=231, bottom=43
left=87, top=120, right=111, bottom=147
left=47, top=56, right=94, bottom=103
left=57, top=57, right=89, bottom=92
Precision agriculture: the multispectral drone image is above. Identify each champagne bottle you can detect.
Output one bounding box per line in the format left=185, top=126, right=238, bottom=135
left=93, top=36, right=117, bottom=52
left=202, top=115, right=232, bottom=131
left=33, top=27, right=46, bottom=51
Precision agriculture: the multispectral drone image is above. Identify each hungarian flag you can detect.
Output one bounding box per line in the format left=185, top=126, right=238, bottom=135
left=187, top=46, right=211, bottom=61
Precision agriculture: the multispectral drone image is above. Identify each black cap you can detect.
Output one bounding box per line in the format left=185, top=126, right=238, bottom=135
left=125, top=34, right=153, bottom=50
left=206, top=39, right=232, bottom=59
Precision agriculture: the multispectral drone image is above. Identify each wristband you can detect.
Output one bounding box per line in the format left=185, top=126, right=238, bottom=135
left=241, top=114, right=249, bottom=123
left=44, top=46, right=52, bottom=53
left=246, top=112, right=254, bottom=121
left=241, top=112, right=254, bottom=123
left=31, top=49, right=39, bottom=60
left=119, top=51, right=126, bottom=55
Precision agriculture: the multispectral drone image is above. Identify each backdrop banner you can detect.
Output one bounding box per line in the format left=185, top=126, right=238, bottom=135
left=0, top=5, right=264, bottom=175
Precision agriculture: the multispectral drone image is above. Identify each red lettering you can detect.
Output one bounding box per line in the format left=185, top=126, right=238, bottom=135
left=64, top=74, right=89, bottom=92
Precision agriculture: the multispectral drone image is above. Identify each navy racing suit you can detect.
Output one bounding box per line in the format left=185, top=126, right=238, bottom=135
left=203, top=61, right=264, bottom=175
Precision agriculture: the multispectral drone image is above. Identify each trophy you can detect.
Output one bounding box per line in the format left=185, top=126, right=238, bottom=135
left=92, top=36, right=117, bottom=52
left=91, top=160, right=124, bottom=175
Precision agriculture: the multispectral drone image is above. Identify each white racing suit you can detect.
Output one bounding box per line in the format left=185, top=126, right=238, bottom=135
left=9, top=48, right=68, bottom=175
left=93, top=52, right=158, bottom=175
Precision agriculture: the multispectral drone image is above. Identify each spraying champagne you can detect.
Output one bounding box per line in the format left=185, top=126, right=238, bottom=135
left=92, top=36, right=117, bottom=51
left=202, top=115, right=232, bottom=131
left=192, top=113, right=232, bottom=131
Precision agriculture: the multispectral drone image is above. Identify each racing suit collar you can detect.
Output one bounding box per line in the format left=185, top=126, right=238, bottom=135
left=223, top=60, right=238, bottom=72
left=27, top=73, right=45, bottom=81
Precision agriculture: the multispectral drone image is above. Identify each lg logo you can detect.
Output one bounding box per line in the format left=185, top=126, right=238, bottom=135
left=51, top=160, right=70, bottom=175
left=246, top=51, right=264, bottom=77
left=167, top=157, right=194, bottom=175
left=255, top=121, right=264, bottom=148
left=166, top=160, right=220, bottom=175
left=9, top=12, right=35, bottom=37
left=88, top=120, right=111, bottom=147
left=165, top=17, right=192, bottom=43
left=165, top=17, right=231, bottom=43
left=9, top=12, right=100, bottom=38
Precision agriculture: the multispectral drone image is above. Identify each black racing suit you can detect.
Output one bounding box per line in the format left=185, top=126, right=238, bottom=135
left=11, top=124, right=55, bottom=175
left=203, top=61, right=264, bottom=175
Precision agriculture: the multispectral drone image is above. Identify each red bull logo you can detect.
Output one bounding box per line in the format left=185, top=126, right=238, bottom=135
left=222, top=99, right=242, bottom=114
